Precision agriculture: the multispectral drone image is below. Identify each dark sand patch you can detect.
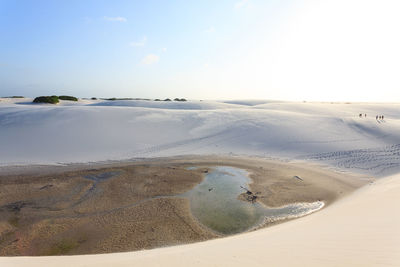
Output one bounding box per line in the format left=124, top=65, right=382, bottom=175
left=0, top=156, right=371, bottom=256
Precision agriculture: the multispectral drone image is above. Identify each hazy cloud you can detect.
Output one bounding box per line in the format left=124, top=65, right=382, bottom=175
left=204, top=26, right=216, bottom=33
left=130, top=36, right=147, bottom=47
left=141, top=54, right=159, bottom=65
left=234, top=0, right=249, bottom=9
left=103, top=16, right=127, bottom=22
left=161, top=47, right=167, bottom=52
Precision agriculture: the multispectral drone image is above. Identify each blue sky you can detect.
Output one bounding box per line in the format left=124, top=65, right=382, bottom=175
left=1, top=0, right=400, bottom=101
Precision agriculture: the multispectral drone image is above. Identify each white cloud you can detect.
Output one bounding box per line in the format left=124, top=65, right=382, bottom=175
left=130, top=36, right=147, bottom=47
left=204, top=26, right=216, bottom=33
left=103, top=16, right=127, bottom=22
left=234, top=0, right=249, bottom=9
left=161, top=47, right=167, bottom=52
left=141, top=54, right=159, bottom=65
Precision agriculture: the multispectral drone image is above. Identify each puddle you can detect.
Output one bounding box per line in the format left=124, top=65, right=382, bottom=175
left=84, top=171, right=121, bottom=182
left=182, top=166, right=323, bottom=235
left=77, top=168, right=323, bottom=235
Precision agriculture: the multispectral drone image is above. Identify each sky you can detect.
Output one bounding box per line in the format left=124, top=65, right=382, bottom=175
left=1, top=0, right=400, bottom=101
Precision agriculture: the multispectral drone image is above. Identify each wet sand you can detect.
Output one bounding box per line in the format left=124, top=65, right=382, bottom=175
left=0, top=156, right=370, bottom=256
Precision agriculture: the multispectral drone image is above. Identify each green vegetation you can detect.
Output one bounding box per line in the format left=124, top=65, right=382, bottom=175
left=164, top=98, right=171, bottom=101
left=3, top=96, right=24, bottom=98
left=33, top=96, right=59, bottom=104
left=91, top=97, right=97, bottom=100
left=174, top=98, right=187, bottom=101
left=59, top=95, right=78, bottom=101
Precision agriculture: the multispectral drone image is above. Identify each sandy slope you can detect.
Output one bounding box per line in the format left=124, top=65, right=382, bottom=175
left=0, top=98, right=399, bottom=266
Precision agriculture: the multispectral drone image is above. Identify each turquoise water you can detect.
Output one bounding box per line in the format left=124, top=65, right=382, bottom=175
left=182, top=166, right=324, bottom=235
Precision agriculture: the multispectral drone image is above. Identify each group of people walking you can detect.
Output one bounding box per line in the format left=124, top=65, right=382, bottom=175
left=358, top=113, right=385, bottom=121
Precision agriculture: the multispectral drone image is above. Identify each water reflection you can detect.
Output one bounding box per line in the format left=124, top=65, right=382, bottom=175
left=182, top=166, right=323, bottom=235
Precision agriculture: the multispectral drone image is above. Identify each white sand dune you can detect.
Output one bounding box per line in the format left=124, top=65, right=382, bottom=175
left=0, top=98, right=399, bottom=266
left=220, top=99, right=278, bottom=106
left=89, top=99, right=243, bottom=110
left=1, top=98, right=399, bottom=175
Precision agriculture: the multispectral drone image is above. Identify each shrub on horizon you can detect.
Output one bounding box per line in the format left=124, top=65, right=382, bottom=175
left=59, top=95, right=78, bottom=101
left=164, top=98, right=171, bottom=101
left=33, top=96, right=59, bottom=104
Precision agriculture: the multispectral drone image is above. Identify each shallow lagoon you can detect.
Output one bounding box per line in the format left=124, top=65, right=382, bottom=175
left=182, top=166, right=324, bottom=235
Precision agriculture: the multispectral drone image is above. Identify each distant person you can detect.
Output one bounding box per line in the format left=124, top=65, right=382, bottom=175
left=376, top=115, right=378, bottom=120
left=365, top=113, right=367, bottom=118
left=359, top=113, right=362, bottom=118
left=382, top=115, right=384, bottom=120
